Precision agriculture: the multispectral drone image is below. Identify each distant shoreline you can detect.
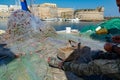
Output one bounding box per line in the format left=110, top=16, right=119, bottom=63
left=0, top=18, right=118, bottom=22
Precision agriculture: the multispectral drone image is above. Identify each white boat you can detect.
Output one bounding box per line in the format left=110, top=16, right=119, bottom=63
left=57, top=18, right=63, bottom=22
left=66, top=18, right=80, bottom=23
left=42, top=18, right=58, bottom=21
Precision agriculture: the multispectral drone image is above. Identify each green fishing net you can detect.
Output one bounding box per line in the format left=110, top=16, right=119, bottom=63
left=80, top=18, right=120, bottom=34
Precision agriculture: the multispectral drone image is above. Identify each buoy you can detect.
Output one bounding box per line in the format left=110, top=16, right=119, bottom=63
left=104, top=43, right=112, bottom=52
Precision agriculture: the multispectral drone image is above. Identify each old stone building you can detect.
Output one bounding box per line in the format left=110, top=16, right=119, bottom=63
left=57, top=8, right=74, bottom=18
left=31, top=3, right=74, bottom=19
left=0, top=12, right=10, bottom=20
left=0, top=4, right=22, bottom=20
left=61, top=11, right=74, bottom=19
left=0, top=3, right=104, bottom=21
left=0, top=5, right=9, bottom=12
left=0, top=5, right=10, bottom=19
left=35, top=3, right=58, bottom=19
left=30, top=4, right=74, bottom=19
left=9, top=5, right=21, bottom=12
left=74, top=7, right=104, bottom=21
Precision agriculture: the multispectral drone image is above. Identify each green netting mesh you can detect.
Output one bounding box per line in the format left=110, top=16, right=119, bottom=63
left=100, top=18, right=120, bottom=30
left=80, top=18, right=120, bottom=34
left=80, top=25, right=96, bottom=33
left=0, top=10, right=58, bottom=80
left=79, top=18, right=120, bottom=41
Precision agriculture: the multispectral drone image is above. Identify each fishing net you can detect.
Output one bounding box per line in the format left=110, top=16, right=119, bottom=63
left=100, top=18, right=120, bottom=30
left=99, top=18, right=120, bottom=34
left=0, top=9, right=109, bottom=80
left=0, top=10, right=63, bottom=80
left=80, top=25, right=96, bottom=33
left=80, top=18, right=120, bottom=41
left=0, top=9, right=90, bottom=80
left=80, top=18, right=120, bottom=34
left=5, top=9, right=56, bottom=42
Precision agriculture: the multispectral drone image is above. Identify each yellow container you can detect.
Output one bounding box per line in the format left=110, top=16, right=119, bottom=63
left=96, top=28, right=108, bottom=34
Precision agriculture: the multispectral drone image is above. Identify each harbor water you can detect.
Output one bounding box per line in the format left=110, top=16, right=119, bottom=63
left=0, top=20, right=101, bottom=31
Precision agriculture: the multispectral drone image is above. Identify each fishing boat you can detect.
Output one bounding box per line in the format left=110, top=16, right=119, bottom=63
left=65, top=18, right=80, bottom=23
left=41, top=18, right=58, bottom=21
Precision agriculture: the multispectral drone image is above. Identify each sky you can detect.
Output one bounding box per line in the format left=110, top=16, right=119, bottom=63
left=0, top=0, right=120, bottom=16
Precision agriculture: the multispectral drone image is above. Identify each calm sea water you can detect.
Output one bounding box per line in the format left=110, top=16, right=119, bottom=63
left=0, top=21, right=101, bottom=31
left=45, top=21, right=101, bottom=31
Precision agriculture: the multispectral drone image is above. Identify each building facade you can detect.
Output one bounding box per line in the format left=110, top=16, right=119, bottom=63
left=0, top=3, right=104, bottom=21
left=61, top=11, right=74, bottom=19
left=0, top=5, right=9, bottom=12
left=35, top=3, right=58, bottom=19
left=0, top=5, right=10, bottom=19
left=57, top=8, right=74, bottom=18
left=9, top=5, right=21, bottom=12
left=74, top=7, right=104, bottom=21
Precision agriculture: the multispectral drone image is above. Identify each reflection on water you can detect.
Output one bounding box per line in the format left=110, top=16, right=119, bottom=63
left=0, top=21, right=102, bottom=31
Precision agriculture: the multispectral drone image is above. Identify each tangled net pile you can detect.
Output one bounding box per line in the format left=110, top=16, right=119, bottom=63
left=6, top=10, right=56, bottom=42
left=0, top=10, right=62, bottom=80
